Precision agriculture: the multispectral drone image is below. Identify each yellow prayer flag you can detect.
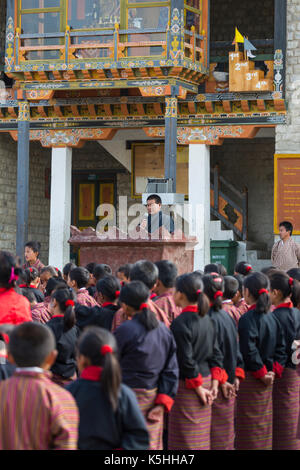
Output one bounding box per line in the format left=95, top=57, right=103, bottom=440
left=235, top=27, right=244, bottom=44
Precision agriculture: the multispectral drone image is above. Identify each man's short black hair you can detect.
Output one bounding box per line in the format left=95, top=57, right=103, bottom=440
left=223, top=276, right=239, bottom=300
left=155, top=260, right=178, bottom=288
left=93, top=264, right=112, bottom=281
left=147, top=194, right=162, bottom=205
left=130, top=260, right=159, bottom=289
left=279, top=221, right=293, bottom=236
left=9, top=323, right=55, bottom=367
left=25, top=241, right=41, bottom=256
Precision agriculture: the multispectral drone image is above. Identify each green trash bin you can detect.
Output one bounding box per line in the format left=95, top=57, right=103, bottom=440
left=210, top=240, right=238, bottom=275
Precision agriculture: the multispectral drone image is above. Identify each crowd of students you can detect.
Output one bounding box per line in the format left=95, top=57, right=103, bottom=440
left=0, top=242, right=300, bottom=450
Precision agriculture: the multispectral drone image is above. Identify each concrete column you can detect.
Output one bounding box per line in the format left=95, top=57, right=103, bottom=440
left=49, top=147, right=72, bottom=270
left=189, top=144, right=211, bottom=271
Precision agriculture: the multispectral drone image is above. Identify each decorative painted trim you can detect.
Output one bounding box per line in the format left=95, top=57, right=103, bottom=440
left=9, top=128, right=116, bottom=147
left=165, top=97, right=178, bottom=118
left=18, top=102, right=30, bottom=122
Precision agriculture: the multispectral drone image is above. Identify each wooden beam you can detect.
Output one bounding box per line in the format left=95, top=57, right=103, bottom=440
left=54, top=106, right=64, bottom=118
left=205, top=102, right=214, bottom=113
left=121, top=104, right=129, bottom=115
left=222, top=101, right=231, bottom=113
left=88, top=104, right=96, bottom=116
left=71, top=105, right=80, bottom=117
left=274, top=99, right=286, bottom=111
left=153, top=103, right=163, bottom=115
left=37, top=106, right=47, bottom=118
left=241, top=100, right=250, bottom=112
left=136, top=103, right=145, bottom=115
left=257, top=99, right=266, bottom=111
left=104, top=104, right=112, bottom=116
left=188, top=102, right=196, bottom=114
left=8, top=107, right=17, bottom=118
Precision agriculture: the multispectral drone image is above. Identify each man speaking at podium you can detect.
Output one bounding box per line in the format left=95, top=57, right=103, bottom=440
left=140, top=194, right=175, bottom=235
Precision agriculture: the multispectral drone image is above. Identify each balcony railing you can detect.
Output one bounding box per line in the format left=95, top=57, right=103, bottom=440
left=13, top=23, right=206, bottom=70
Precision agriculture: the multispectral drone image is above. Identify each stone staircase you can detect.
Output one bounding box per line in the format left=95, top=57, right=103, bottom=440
left=210, top=220, right=272, bottom=272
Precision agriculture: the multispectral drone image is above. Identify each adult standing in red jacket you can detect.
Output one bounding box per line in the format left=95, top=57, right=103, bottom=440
left=0, top=251, right=32, bottom=325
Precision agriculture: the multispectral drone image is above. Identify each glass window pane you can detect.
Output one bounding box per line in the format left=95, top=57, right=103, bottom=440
left=128, top=7, right=169, bottom=30
left=21, top=0, right=60, bottom=9
left=68, top=0, right=120, bottom=29
left=21, top=12, right=60, bottom=33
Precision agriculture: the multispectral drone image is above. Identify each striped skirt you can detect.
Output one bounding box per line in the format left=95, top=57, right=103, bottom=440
left=236, top=372, right=273, bottom=450
left=168, top=375, right=212, bottom=450
left=133, top=388, right=164, bottom=451
left=211, top=390, right=235, bottom=450
left=273, top=368, right=300, bottom=450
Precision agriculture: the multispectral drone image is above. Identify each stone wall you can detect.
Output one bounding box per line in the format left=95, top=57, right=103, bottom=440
left=211, top=138, right=275, bottom=250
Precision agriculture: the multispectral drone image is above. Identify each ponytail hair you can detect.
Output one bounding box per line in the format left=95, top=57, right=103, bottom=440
left=24, top=267, right=39, bottom=286
left=234, top=261, right=253, bottom=277
left=51, top=286, right=76, bottom=332
left=270, top=270, right=298, bottom=303
left=96, top=275, right=121, bottom=302
left=243, top=272, right=271, bottom=314
left=119, top=280, right=159, bottom=330
left=175, top=273, right=209, bottom=317
left=78, top=327, right=121, bottom=412
left=202, top=273, right=224, bottom=311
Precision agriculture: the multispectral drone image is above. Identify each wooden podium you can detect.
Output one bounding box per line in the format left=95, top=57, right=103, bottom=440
left=68, top=226, right=198, bottom=276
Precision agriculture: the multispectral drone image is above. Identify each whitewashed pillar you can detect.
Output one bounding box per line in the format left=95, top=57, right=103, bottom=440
left=49, top=147, right=72, bottom=270
left=189, top=144, right=211, bottom=271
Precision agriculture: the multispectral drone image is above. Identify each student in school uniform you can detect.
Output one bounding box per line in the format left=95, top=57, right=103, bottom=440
left=221, top=276, right=241, bottom=326
left=116, top=264, right=133, bottom=286
left=0, top=251, right=32, bottom=325
left=68, top=267, right=99, bottom=308
left=269, top=271, right=300, bottom=450
left=114, top=281, right=179, bottom=450
left=153, top=260, right=182, bottom=324
left=39, top=266, right=61, bottom=294
left=23, top=241, right=44, bottom=274
left=236, top=272, right=287, bottom=450
left=63, top=262, right=77, bottom=283
left=111, top=260, right=170, bottom=331
left=202, top=273, right=245, bottom=450
left=31, top=278, right=65, bottom=324
left=18, top=267, right=44, bottom=303
left=46, top=286, right=80, bottom=387
left=75, top=275, right=121, bottom=332
left=67, top=326, right=149, bottom=450
left=168, top=273, right=228, bottom=451
left=0, top=322, right=79, bottom=450
left=232, top=274, right=249, bottom=320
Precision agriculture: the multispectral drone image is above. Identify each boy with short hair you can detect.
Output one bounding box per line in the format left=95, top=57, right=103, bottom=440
left=222, top=276, right=240, bottom=326
left=23, top=241, right=44, bottom=274
left=0, top=322, right=79, bottom=450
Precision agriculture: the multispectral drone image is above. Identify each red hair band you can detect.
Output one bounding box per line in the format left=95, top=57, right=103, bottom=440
left=258, top=289, right=269, bottom=296
left=8, top=267, right=18, bottom=284
left=101, top=345, right=113, bottom=356
left=246, top=265, right=252, bottom=273
left=289, top=278, right=294, bottom=286
left=139, top=303, right=148, bottom=310
left=29, top=268, right=33, bottom=273
left=65, top=300, right=75, bottom=307
left=1, top=333, right=9, bottom=344
left=197, top=289, right=202, bottom=295
left=115, top=290, right=120, bottom=298
left=214, top=291, right=223, bottom=300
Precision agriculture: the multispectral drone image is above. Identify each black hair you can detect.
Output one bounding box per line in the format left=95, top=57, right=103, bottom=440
left=96, top=275, right=121, bottom=302
left=9, top=322, right=55, bottom=367
left=119, top=281, right=159, bottom=331
left=117, top=264, right=133, bottom=280
left=23, top=267, right=39, bottom=286
left=223, top=276, right=239, bottom=300
left=45, top=278, right=67, bottom=298
left=202, top=273, right=224, bottom=312
left=51, top=287, right=76, bottom=332
left=261, top=266, right=278, bottom=278
left=279, top=221, right=293, bottom=236
left=93, top=264, right=113, bottom=281
left=69, top=267, right=90, bottom=289
left=147, top=194, right=162, bottom=205
left=129, top=260, right=159, bottom=289
left=233, top=274, right=244, bottom=295
left=204, top=264, right=220, bottom=275
left=193, top=269, right=204, bottom=277
left=0, top=251, right=18, bottom=289
left=78, top=326, right=121, bottom=412
left=25, top=241, right=41, bottom=257
left=243, top=272, right=271, bottom=314
left=269, top=270, right=298, bottom=302
left=287, top=268, right=300, bottom=282
left=292, top=282, right=300, bottom=308
left=63, top=262, right=77, bottom=277
left=234, top=261, right=253, bottom=277
left=155, top=260, right=178, bottom=288
left=86, top=262, right=97, bottom=274
left=21, top=288, right=37, bottom=304
left=175, top=273, right=209, bottom=317
left=40, top=266, right=59, bottom=279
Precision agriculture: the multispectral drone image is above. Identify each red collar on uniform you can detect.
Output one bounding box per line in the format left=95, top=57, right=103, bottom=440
left=81, top=366, right=103, bottom=382
left=51, top=314, right=64, bottom=319
left=150, top=293, right=157, bottom=300
left=248, top=305, right=256, bottom=311
left=181, top=306, right=198, bottom=313
left=102, top=302, right=114, bottom=308
left=275, top=302, right=293, bottom=310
